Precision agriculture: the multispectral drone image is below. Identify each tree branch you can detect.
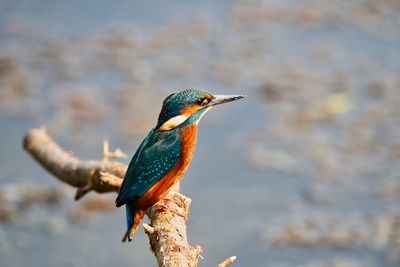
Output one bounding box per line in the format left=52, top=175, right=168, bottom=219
left=23, top=127, right=202, bottom=266
left=23, top=127, right=126, bottom=199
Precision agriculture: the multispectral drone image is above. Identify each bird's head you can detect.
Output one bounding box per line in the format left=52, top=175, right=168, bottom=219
left=155, top=89, right=245, bottom=131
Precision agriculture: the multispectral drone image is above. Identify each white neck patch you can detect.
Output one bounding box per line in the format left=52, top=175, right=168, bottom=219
left=194, top=107, right=212, bottom=125
left=158, top=115, right=188, bottom=131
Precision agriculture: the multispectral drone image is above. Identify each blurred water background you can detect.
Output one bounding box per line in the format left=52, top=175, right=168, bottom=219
left=1, top=0, right=400, bottom=266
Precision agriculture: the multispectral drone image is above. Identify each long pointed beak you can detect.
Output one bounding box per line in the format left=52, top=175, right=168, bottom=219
left=207, top=94, right=246, bottom=107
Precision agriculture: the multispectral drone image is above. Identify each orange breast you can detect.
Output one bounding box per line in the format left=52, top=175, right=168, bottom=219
left=137, top=124, right=198, bottom=210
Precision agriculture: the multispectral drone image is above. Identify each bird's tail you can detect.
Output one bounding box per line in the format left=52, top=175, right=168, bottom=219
left=122, top=202, right=145, bottom=242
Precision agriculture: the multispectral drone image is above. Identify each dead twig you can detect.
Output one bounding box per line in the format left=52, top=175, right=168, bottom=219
left=218, top=256, right=237, bottom=267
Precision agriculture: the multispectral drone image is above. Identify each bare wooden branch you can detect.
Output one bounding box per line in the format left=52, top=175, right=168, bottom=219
left=23, top=127, right=203, bottom=267
left=23, top=127, right=126, bottom=197
left=146, top=184, right=203, bottom=267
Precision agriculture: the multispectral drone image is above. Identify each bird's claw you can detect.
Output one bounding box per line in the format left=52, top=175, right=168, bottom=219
left=163, top=194, right=184, bottom=208
left=155, top=202, right=185, bottom=218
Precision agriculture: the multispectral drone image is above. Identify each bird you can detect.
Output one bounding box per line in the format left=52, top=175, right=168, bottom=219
left=115, top=89, right=245, bottom=242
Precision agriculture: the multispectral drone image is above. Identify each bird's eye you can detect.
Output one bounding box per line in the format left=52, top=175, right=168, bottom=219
left=197, top=98, right=209, bottom=106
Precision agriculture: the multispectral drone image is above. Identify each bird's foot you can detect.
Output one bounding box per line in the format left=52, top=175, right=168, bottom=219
left=154, top=203, right=185, bottom=218
left=163, top=194, right=184, bottom=208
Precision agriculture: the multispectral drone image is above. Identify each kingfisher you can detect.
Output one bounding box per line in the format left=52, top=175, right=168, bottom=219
left=115, top=89, right=245, bottom=242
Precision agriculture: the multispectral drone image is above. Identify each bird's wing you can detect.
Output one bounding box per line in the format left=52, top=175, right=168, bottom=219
left=115, top=129, right=181, bottom=207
